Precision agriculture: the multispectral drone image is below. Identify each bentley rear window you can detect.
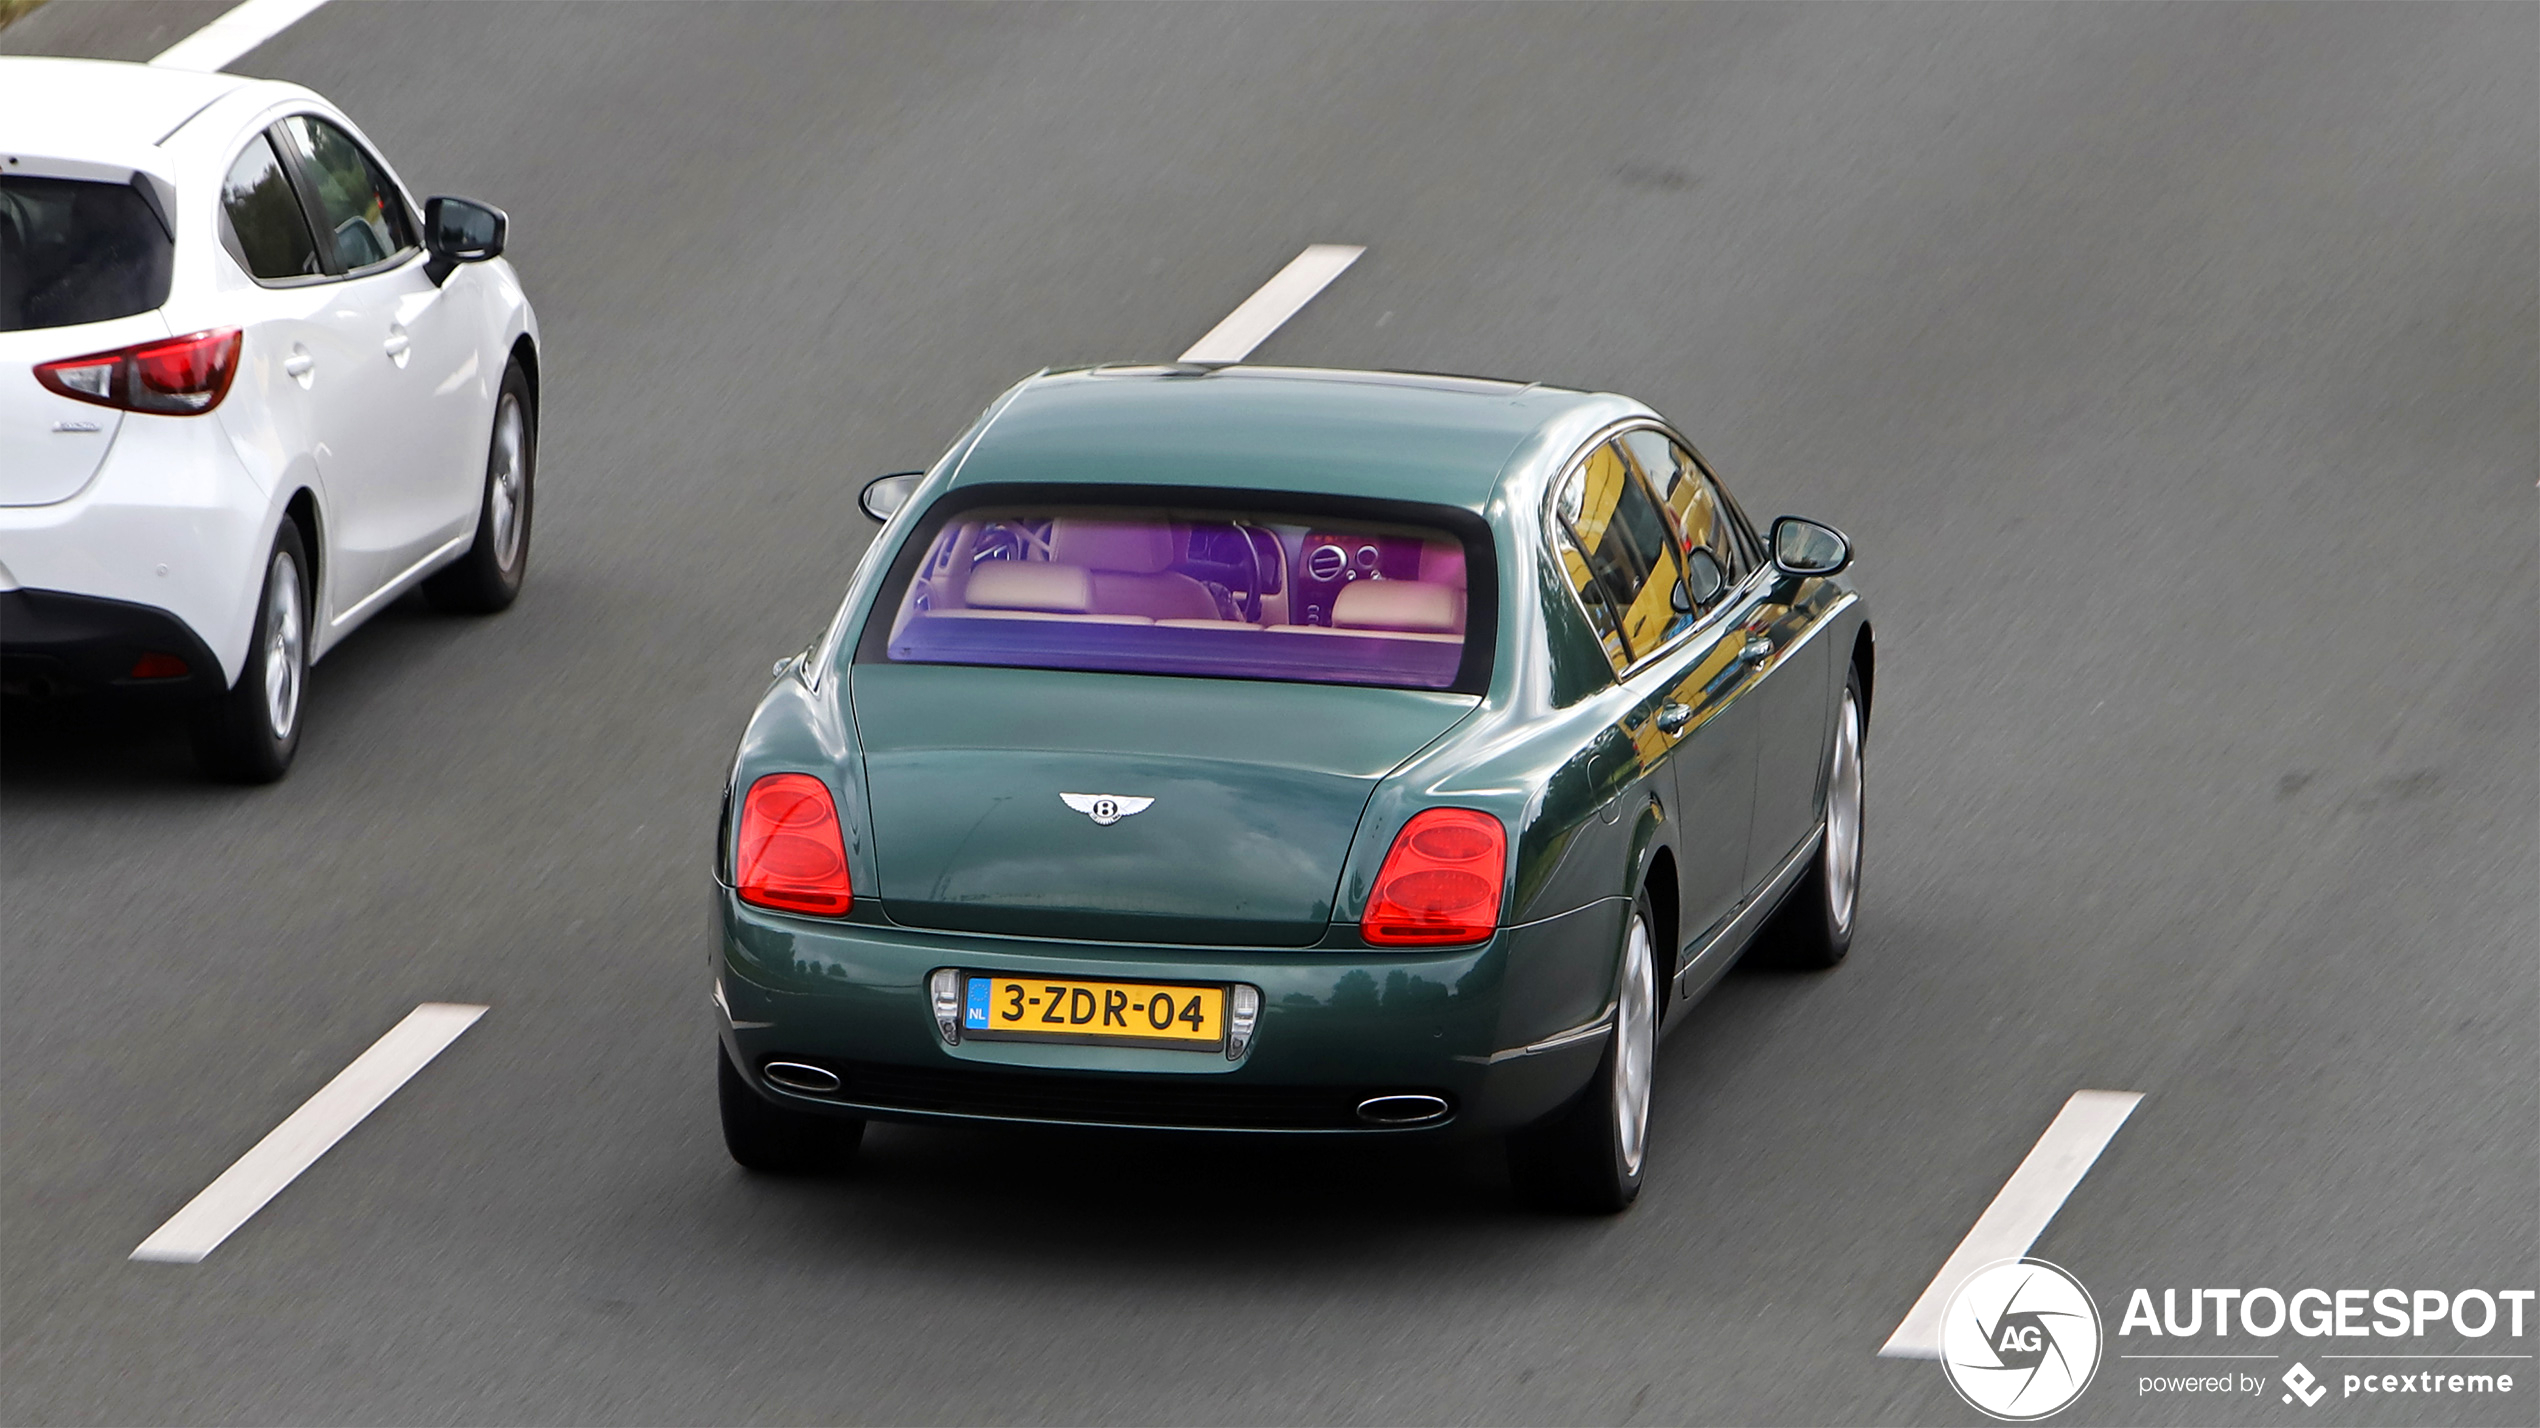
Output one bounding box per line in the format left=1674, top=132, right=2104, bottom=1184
left=869, top=501, right=1488, bottom=691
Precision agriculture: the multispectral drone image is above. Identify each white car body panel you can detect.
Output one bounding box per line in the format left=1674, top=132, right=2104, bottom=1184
left=0, top=311, right=161, bottom=507
left=0, top=57, right=539, bottom=683
left=0, top=408, right=280, bottom=682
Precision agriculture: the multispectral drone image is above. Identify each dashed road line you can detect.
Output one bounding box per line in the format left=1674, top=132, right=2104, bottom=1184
left=130, top=1003, right=485, bottom=1264
left=1879, top=1088, right=2144, bottom=1359
left=151, top=0, right=332, bottom=71
left=1178, top=243, right=1364, bottom=364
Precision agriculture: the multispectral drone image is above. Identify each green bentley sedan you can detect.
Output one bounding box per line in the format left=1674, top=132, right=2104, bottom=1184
left=712, top=364, right=1871, bottom=1212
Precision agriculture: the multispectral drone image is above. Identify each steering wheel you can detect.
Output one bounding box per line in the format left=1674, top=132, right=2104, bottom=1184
left=970, top=520, right=1053, bottom=567
left=1235, top=524, right=1273, bottom=622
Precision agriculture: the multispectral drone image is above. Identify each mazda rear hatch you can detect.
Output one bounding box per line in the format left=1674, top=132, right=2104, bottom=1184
left=1, top=172, right=175, bottom=507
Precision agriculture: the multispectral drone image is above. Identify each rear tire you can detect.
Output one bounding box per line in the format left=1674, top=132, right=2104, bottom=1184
left=1508, top=890, right=1657, bottom=1214
left=423, top=361, right=534, bottom=614
left=718, top=1044, right=862, bottom=1174
left=1764, top=666, right=1865, bottom=970
left=190, top=521, right=308, bottom=784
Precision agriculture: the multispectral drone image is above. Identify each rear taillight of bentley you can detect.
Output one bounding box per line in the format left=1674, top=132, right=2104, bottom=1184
left=734, top=774, right=854, bottom=916
left=1360, top=807, right=1507, bottom=946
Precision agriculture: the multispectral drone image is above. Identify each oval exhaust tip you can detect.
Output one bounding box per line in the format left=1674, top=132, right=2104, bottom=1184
left=762, top=1061, right=841, bottom=1094
left=1356, top=1093, right=1450, bottom=1126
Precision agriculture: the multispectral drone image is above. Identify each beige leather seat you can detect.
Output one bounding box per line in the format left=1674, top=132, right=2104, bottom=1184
left=935, top=562, right=1152, bottom=624
left=965, top=562, right=1092, bottom=612
left=1331, top=579, right=1465, bottom=636
left=1309, top=541, right=1468, bottom=638
left=1049, top=520, right=1222, bottom=621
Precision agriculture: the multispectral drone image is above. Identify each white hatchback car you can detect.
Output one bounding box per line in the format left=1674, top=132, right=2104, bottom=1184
left=0, top=58, right=539, bottom=781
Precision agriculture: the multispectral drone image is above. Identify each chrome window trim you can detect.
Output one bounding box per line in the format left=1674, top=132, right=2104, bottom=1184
left=1654, top=426, right=1767, bottom=574
left=1613, top=566, right=1772, bottom=698
left=1541, top=417, right=1762, bottom=681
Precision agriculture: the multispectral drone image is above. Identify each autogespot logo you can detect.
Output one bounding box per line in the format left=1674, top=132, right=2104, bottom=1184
left=1941, top=1259, right=2105, bottom=1420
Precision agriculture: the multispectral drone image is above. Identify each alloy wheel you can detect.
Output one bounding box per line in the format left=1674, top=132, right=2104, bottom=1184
left=264, top=551, right=304, bottom=739
left=1825, top=688, right=1863, bottom=934
left=489, top=394, right=526, bottom=571
left=1614, top=909, right=1655, bottom=1176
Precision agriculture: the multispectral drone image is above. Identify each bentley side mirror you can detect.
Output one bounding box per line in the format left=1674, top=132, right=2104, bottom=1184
left=424, top=196, right=506, bottom=283
left=1680, top=547, right=1727, bottom=609
left=859, top=471, right=924, bottom=522
left=1770, top=516, right=1852, bottom=577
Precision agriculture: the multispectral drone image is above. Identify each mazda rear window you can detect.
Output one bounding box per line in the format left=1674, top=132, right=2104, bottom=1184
left=0, top=177, right=173, bottom=332
left=865, top=499, right=1493, bottom=692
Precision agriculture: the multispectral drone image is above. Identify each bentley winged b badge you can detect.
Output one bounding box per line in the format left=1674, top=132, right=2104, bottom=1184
left=1060, top=792, right=1154, bottom=826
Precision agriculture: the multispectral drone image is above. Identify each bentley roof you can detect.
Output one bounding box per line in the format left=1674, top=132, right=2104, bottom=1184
left=951, top=365, right=1640, bottom=510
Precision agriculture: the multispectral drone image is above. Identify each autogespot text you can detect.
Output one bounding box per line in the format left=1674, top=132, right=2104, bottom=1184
left=2120, top=1286, right=2533, bottom=1340
left=2123, top=1285, right=2531, bottom=1407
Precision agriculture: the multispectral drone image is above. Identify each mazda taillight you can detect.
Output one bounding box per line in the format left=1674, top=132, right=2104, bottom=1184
left=734, top=773, right=853, bottom=916
left=34, top=328, right=243, bottom=415
left=1360, top=807, right=1506, bottom=946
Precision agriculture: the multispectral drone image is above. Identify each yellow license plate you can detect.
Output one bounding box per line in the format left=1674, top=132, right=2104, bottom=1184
left=963, top=974, right=1225, bottom=1049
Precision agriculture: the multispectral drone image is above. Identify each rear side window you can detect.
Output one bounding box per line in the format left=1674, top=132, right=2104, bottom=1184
left=866, top=499, right=1491, bottom=692
left=1621, top=428, right=1750, bottom=605
left=220, top=133, right=323, bottom=282
left=277, top=115, right=416, bottom=272
left=0, top=177, right=173, bottom=331
left=1550, top=439, right=1696, bottom=674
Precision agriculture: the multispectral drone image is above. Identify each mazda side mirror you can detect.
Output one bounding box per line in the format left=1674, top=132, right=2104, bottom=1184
left=1770, top=516, right=1852, bottom=577
left=425, top=195, right=506, bottom=274
left=860, top=471, right=924, bottom=522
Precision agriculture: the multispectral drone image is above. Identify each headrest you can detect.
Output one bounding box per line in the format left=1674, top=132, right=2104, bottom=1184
left=1051, top=519, right=1177, bottom=573
left=965, top=562, right=1092, bottom=613
left=1331, top=580, right=1464, bottom=634
left=1418, top=541, right=1466, bottom=588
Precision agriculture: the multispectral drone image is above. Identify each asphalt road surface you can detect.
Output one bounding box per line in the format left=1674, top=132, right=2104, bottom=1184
left=4, top=3, right=2533, bottom=1424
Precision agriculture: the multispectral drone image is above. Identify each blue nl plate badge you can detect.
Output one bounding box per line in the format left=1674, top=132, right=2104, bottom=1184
left=964, top=977, right=990, bottom=1030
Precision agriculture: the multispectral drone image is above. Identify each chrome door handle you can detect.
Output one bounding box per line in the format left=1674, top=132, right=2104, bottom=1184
left=1740, top=636, right=1773, bottom=664
left=1656, top=702, right=1693, bottom=735
left=282, top=352, right=315, bottom=377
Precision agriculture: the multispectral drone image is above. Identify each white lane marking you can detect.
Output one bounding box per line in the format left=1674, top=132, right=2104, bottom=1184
left=1178, top=244, right=1364, bottom=365
left=151, top=0, right=332, bottom=71
left=1879, top=1089, right=2144, bottom=1359
left=130, top=1003, right=485, bottom=1263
